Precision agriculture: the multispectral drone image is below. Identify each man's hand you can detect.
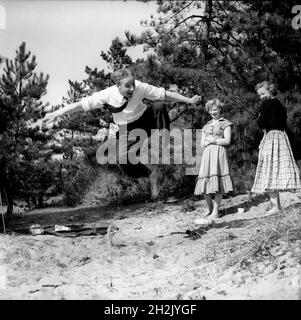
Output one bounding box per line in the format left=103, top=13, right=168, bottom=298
left=42, top=110, right=59, bottom=126
left=189, top=95, right=202, bottom=104
left=28, top=110, right=59, bottom=130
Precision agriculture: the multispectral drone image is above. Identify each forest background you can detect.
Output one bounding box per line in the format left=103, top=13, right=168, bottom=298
left=1, top=0, right=301, bottom=221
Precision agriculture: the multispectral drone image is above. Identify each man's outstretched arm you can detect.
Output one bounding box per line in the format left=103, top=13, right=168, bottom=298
left=42, top=101, right=84, bottom=125
left=164, top=91, right=201, bottom=104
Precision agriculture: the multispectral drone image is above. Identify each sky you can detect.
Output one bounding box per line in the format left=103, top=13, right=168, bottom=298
left=0, top=0, right=158, bottom=106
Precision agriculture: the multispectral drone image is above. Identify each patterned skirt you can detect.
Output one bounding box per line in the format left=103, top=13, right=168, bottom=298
left=251, top=130, right=301, bottom=194
left=194, top=144, right=234, bottom=195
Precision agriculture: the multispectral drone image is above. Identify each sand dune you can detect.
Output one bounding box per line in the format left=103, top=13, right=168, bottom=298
left=0, top=192, right=300, bottom=300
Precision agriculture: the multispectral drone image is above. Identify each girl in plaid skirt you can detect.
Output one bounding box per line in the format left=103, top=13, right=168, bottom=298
left=251, top=81, right=301, bottom=215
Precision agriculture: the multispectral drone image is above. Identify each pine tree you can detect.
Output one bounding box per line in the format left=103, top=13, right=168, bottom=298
left=100, top=37, right=133, bottom=71
left=0, top=42, right=53, bottom=219
left=124, top=0, right=301, bottom=193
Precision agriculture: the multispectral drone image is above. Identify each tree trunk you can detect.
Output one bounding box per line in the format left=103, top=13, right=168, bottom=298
left=0, top=162, right=14, bottom=223
left=4, top=187, right=14, bottom=223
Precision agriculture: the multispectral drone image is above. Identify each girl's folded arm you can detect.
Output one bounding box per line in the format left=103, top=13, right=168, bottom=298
left=215, top=126, right=231, bottom=146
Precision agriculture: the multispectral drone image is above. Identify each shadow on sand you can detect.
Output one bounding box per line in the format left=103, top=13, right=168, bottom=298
left=185, top=195, right=301, bottom=240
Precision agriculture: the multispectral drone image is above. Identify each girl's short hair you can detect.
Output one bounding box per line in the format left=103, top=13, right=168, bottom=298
left=205, top=98, right=225, bottom=112
left=255, top=81, right=278, bottom=96
left=112, top=68, right=134, bottom=85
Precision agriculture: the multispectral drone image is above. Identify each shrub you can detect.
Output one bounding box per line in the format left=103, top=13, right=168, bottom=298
left=81, top=167, right=149, bottom=207
left=61, top=160, right=98, bottom=207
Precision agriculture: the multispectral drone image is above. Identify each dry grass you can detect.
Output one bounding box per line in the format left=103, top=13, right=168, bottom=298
left=197, top=207, right=301, bottom=274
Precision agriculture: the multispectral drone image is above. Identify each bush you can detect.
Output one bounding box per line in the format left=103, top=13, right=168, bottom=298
left=62, top=160, right=98, bottom=207
left=158, top=164, right=191, bottom=198
left=81, top=167, right=150, bottom=207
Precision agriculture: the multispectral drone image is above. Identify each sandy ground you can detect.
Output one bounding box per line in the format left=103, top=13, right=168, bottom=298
left=0, top=192, right=301, bottom=300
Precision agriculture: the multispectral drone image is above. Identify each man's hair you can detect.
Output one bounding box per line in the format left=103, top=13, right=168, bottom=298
left=255, top=81, right=278, bottom=96
left=111, top=68, right=135, bottom=85
left=205, top=98, right=225, bottom=112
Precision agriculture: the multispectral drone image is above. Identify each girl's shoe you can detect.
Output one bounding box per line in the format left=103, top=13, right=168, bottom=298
left=195, top=217, right=214, bottom=226
left=210, top=210, right=220, bottom=219
left=263, top=206, right=281, bottom=217
left=203, top=211, right=212, bottom=217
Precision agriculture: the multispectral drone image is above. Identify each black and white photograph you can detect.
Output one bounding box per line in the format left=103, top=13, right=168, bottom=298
left=0, top=0, right=301, bottom=302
